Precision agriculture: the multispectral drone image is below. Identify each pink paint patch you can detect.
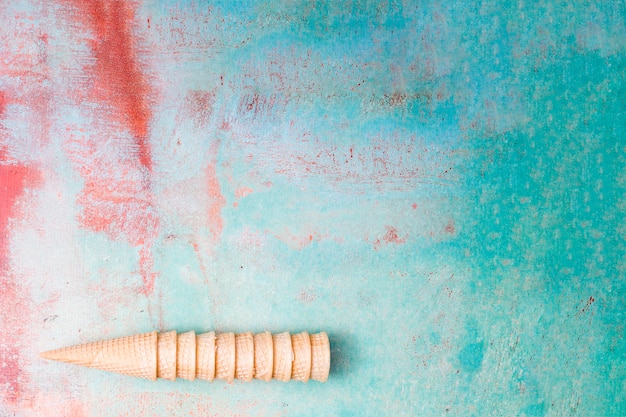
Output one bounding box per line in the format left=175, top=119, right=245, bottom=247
left=0, top=345, right=21, bottom=404
left=138, top=245, right=157, bottom=295
left=206, top=143, right=226, bottom=242
left=0, top=150, right=39, bottom=405
left=383, top=226, right=406, bottom=244
left=298, top=289, right=318, bottom=304
left=234, top=186, right=253, bottom=199
left=274, top=230, right=330, bottom=250
left=184, top=89, right=216, bottom=128
left=66, top=134, right=159, bottom=294
left=0, top=90, right=6, bottom=115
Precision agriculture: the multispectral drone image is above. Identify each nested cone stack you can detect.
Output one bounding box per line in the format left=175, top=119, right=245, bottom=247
left=253, top=331, right=273, bottom=381
left=39, top=331, right=158, bottom=380
left=272, top=332, right=292, bottom=382
left=196, top=331, right=216, bottom=381
left=310, top=332, right=330, bottom=382
left=157, top=331, right=177, bottom=381
left=177, top=331, right=196, bottom=380
left=215, top=332, right=235, bottom=382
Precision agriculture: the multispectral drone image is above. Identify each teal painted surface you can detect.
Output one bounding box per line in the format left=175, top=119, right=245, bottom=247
left=0, top=1, right=624, bottom=416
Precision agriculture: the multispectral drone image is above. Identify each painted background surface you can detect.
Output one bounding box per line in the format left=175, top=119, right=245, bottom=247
left=1, top=1, right=625, bottom=416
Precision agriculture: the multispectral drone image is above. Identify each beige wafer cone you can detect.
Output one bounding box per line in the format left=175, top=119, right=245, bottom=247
left=253, top=331, right=273, bottom=381
left=310, top=332, right=330, bottom=382
left=235, top=332, right=254, bottom=382
left=196, top=331, right=216, bottom=381
left=215, top=332, right=235, bottom=382
left=176, top=331, right=196, bottom=381
left=157, top=331, right=177, bottom=381
left=39, top=331, right=157, bottom=380
left=41, top=329, right=330, bottom=383
left=291, top=332, right=312, bottom=382
left=272, top=332, right=292, bottom=382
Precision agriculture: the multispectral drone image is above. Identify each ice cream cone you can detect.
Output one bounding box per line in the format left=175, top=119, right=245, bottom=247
left=176, top=331, right=196, bottom=381
left=310, top=332, right=330, bottom=382
left=272, top=332, right=292, bottom=382
left=157, top=331, right=177, bottom=381
left=253, top=331, right=273, bottom=381
left=39, top=331, right=158, bottom=380
left=235, top=332, right=254, bottom=382
left=41, top=329, right=330, bottom=383
left=215, top=332, right=235, bottom=382
left=291, top=332, right=312, bottom=382
left=196, top=331, right=216, bottom=381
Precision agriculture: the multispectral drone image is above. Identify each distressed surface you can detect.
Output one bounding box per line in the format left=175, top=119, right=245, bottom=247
left=1, top=1, right=625, bottom=416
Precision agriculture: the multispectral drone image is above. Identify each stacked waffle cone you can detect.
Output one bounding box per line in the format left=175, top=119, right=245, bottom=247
left=40, top=330, right=330, bottom=383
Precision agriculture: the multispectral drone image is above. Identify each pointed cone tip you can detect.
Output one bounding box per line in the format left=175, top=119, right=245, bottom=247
left=39, top=350, right=51, bottom=360
left=40, top=349, right=62, bottom=361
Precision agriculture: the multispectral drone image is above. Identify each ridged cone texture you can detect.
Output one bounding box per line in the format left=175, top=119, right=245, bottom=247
left=177, top=331, right=196, bottom=381
left=41, top=330, right=330, bottom=383
left=272, top=332, right=293, bottom=382
left=196, top=331, right=216, bottom=381
left=310, top=332, right=331, bottom=382
left=253, top=332, right=273, bottom=381
left=157, top=331, right=177, bottom=381
left=291, top=332, right=312, bottom=382
left=235, top=332, right=254, bottom=382
left=215, top=332, right=236, bottom=382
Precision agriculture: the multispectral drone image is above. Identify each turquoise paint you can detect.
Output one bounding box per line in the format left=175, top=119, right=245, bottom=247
left=458, top=342, right=485, bottom=374
left=1, top=0, right=624, bottom=416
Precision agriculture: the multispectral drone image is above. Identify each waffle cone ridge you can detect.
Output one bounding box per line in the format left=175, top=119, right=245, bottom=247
left=196, top=331, right=216, bottom=381
left=291, top=332, right=312, bottom=382
left=234, top=332, right=254, bottom=382
left=177, top=331, right=196, bottom=381
left=215, top=332, right=235, bottom=382
left=253, top=332, right=273, bottom=381
left=272, top=332, right=293, bottom=382
left=157, top=331, right=177, bottom=381
left=310, top=332, right=330, bottom=382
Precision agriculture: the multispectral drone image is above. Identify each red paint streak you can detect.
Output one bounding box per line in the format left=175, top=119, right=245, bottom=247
left=412, top=203, right=418, bottom=210
left=0, top=150, right=38, bottom=405
left=64, top=0, right=153, bottom=170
